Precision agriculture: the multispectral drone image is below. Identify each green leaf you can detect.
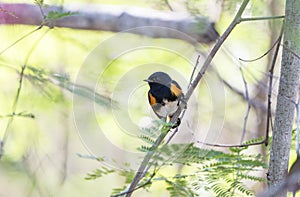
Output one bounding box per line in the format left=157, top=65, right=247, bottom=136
left=165, top=178, right=194, bottom=197
left=118, top=169, right=135, bottom=184
left=111, top=186, right=127, bottom=196
left=46, top=11, right=77, bottom=21
left=139, top=135, right=155, bottom=145
left=85, top=167, right=115, bottom=180
left=76, top=153, right=105, bottom=162
left=34, top=0, right=44, bottom=6
left=137, top=145, right=154, bottom=152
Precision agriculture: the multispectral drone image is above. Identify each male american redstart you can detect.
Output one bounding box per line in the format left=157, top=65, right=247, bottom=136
left=144, top=71, right=184, bottom=127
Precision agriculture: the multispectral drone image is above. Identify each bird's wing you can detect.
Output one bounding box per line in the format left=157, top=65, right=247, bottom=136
left=170, top=80, right=183, bottom=97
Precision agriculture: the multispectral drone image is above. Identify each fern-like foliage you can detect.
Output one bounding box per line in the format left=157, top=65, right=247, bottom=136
left=84, top=135, right=268, bottom=197
left=165, top=178, right=195, bottom=197
left=118, top=169, right=136, bottom=184
left=137, top=120, right=163, bottom=152
left=25, top=66, right=116, bottom=107
left=147, top=141, right=267, bottom=197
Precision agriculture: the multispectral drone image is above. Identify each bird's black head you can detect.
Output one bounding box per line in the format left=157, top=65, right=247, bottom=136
left=144, top=72, right=172, bottom=87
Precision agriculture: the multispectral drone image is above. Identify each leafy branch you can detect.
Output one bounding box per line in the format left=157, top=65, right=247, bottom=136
left=0, top=28, right=49, bottom=158
left=0, top=1, right=76, bottom=56
left=85, top=142, right=267, bottom=196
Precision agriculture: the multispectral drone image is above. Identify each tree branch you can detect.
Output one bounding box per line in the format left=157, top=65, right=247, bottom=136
left=123, top=0, right=250, bottom=196
left=0, top=3, right=218, bottom=44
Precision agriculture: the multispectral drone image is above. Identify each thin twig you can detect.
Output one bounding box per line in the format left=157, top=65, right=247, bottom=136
left=0, top=112, right=35, bottom=119
left=188, top=55, right=201, bottom=88
left=123, top=1, right=250, bottom=196
left=212, top=67, right=268, bottom=112
left=187, top=111, right=262, bottom=148
left=234, top=59, right=254, bottom=195
left=239, top=37, right=280, bottom=62
left=0, top=29, right=49, bottom=159
left=196, top=139, right=265, bottom=148
left=234, top=61, right=264, bottom=195
left=163, top=0, right=174, bottom=11
left=36, top=0, right=46, bottom=18
left=0, top=64, right=26, bottom=158
left=222, top=42, right=278, bottom=95
left=0, top=25, right=43, bottom=56
left=265, top=23, right=284, bottom=146
left=165, top=54, right=201, bottom=145
left=239, top=67, right=251, bottom=144
left=240, top=15, right=285, bottom=22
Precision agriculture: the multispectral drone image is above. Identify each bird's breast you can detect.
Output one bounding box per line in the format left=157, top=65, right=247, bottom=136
left=152, top=99, right=179, bottom=118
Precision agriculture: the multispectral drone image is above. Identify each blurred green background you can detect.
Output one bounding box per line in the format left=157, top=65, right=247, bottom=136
left=0, top=0, right=285, bottom=196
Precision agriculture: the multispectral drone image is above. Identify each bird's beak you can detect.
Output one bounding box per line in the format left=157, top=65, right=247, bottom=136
left=144, top=79, right=151, bottom=82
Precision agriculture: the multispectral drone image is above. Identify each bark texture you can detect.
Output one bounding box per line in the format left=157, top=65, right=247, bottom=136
left=268, top=0, right=300, bottom=196
left=0, top=3, right=218, bottom=44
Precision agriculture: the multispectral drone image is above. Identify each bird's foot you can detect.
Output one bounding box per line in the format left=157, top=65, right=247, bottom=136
left=171, top=118, right=181, bottom=129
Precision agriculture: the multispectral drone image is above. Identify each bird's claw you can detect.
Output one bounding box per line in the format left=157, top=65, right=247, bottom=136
left=171, top=118, right=181, bottom=129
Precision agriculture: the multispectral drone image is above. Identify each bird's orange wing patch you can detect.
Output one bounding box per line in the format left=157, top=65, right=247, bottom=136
left=148, top=92, right=157, bottom=106
left=170, top=83, right=182, bottom=97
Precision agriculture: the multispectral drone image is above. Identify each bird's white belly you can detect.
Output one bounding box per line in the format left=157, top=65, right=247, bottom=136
left=155, top=99, right=178, bottom=118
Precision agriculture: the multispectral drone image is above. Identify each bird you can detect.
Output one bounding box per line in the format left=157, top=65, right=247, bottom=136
left=144, top=71, right=184, bottom=127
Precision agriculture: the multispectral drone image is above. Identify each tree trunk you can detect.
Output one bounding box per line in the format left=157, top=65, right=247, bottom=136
left=268, top=0, right=300, bottom=196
